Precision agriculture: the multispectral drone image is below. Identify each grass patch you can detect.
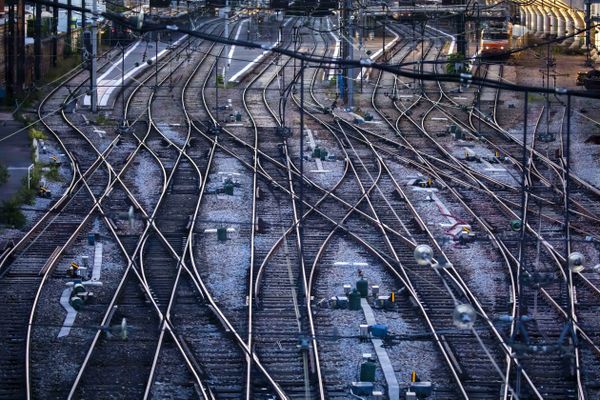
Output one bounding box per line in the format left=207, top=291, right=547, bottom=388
left=0, top=162, right=43, bottom=228
left=15, top=164, right=42, bottom=205
left=552, top=46, right=585, bottom=56
left=528, top=92, right=545, bottom=103
left=446, top=53, right=471, bottom=75
left=45, top=164, right=62, bottom=182
left=95, top=114, right=111, bottom=125
left=0, top=199, right=26, bottom=229
left=28, top=127, right=47, bottom=141
left=43, top=52, right=83, bottom=85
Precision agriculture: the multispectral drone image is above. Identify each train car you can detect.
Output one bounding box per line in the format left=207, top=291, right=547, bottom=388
left=479, top=22, right=511, bottom=58
left=103, top=19, right=135, bottom=45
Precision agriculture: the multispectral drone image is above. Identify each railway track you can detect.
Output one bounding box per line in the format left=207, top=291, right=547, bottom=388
left=2, top=12, right=600, bottom=400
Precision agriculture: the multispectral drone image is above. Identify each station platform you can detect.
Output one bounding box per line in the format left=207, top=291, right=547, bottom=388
left=82, top=35, right=184, bottom=108
left=225, top=18, right=291, bottom=84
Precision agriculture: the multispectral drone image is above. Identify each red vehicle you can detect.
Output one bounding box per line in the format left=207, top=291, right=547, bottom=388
left=480, top=22, right=511, bottom=58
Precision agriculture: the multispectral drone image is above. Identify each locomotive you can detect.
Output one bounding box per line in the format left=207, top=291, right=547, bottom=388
left=479, top=21, right=511, bottom=58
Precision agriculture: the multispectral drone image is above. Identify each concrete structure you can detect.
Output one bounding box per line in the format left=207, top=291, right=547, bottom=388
left=519, top=0, right=589, bottom=49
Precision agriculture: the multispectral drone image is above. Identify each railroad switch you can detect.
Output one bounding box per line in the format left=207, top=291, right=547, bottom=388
left=67, top=261, right=83, bottom=278
left=359, top=324, right=369, bottom=341
left=276, top=126, right=292, bottom=138
left=537, top=132, right=556, bottom=143
left=463, top=148, right=480, bottom=162
left=277, top=143, right=286, bottom=157
left=204, top=227, right=236, bottom=240
left=50, top=155, right=61, bottom=166
left=209, top=125, right=222, bottom=136
left=409, top=382, right=433, bottom=398
left=350, top=382, right=374, bottom=397
left=68, top=281, right=94, bottom=311
left=219, top=178, right=240, bottom=195
left=217, top=227, right=228, bottom=241
left=373, top=295, right=394, bottom=311
left=483, top=155, right=499, bottom=164
left=408, top=177, right=435, bottom=189
left=454, top=227, right=476, bottom=245
left=297, top=336, right=310, bottom=351
left=116, top=122, right=131, bottom=135
left=312, top=146, right=329, bottom=161
left=330, top=295, right=349, bottom=309
left=510, top=219, right=522, bottom=231
left=37, top=186, right=52, bottom=198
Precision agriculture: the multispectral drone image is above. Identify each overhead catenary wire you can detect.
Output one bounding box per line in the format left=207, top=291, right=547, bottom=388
left=23, top=0, right=600, bottom=99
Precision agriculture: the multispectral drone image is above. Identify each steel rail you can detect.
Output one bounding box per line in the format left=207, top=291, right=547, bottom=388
left=65, top=22, right=228, bottom=398
left=189, top=16, right=293, bottom=400
left=404, top=22, right=582, bottom=395
left=366, top=24, right=543, bottom=398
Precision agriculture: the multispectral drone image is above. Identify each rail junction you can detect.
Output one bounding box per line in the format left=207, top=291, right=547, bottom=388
left=0, top=1, right=600, bottom=399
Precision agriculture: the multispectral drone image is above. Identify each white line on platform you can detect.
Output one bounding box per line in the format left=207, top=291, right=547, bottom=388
left=227, top=19, right=247, bottom=67
left=426, top=25, right=455, bottom=55
left=356, top=27, right=400, bottom=82
left=228, top=18, right=292, bottom=83
left=84, top=35, right=188, bottom=107
left=97, top=40, right=142, bottom=83
left=327, top=18, right=340, bottom=81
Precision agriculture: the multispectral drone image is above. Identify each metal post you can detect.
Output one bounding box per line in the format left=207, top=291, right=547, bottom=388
left=382, top=3, right=386, bottom=62
left=34, top=1, right=42, bottom=81
left=27, top=164, right=34, bottom=190
left=81, top=0, right=86, bottom=33
left=565, top=94, right=571, bottom=268
left=546, top=42, right=550, bottom=138
left=7, top=0, right=15, bottom=100
left=420, top=20, right=424, bottom=92
left=347, top=0, right=354, bottom=109
left=293, top=26, right=298, bottom=89
left=121, top=43, right=126, bottom=128
left=359, top=5, right=363, bottom=94
left=514, top=90, right=529, bottom=400
left=215, top=49, right=220, bottom=126
left=412, top=20, right=416, bottom=90
left=90, top=0, right=98, bottom=112
left=299, top=58, right=305, bottom=299
left=53, top=0, right=58, bottom=66
left=66, top=0, right=72, bottom=55
left=456, top=12, right=466, bottom=56
left=223, top=0, right=229, bottom=85
left=585, top=1, right=592, bottom=66
left=476, top=2, right=481, bottom=135
left=16, top=0, right=25, bottom=90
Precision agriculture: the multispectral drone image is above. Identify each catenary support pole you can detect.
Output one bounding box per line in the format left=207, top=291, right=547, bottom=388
left=90, top=0, right=98, bottom=112
left=299, top=58, right=305, bottom=300
left=35, top=1, right=42, bottom=81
